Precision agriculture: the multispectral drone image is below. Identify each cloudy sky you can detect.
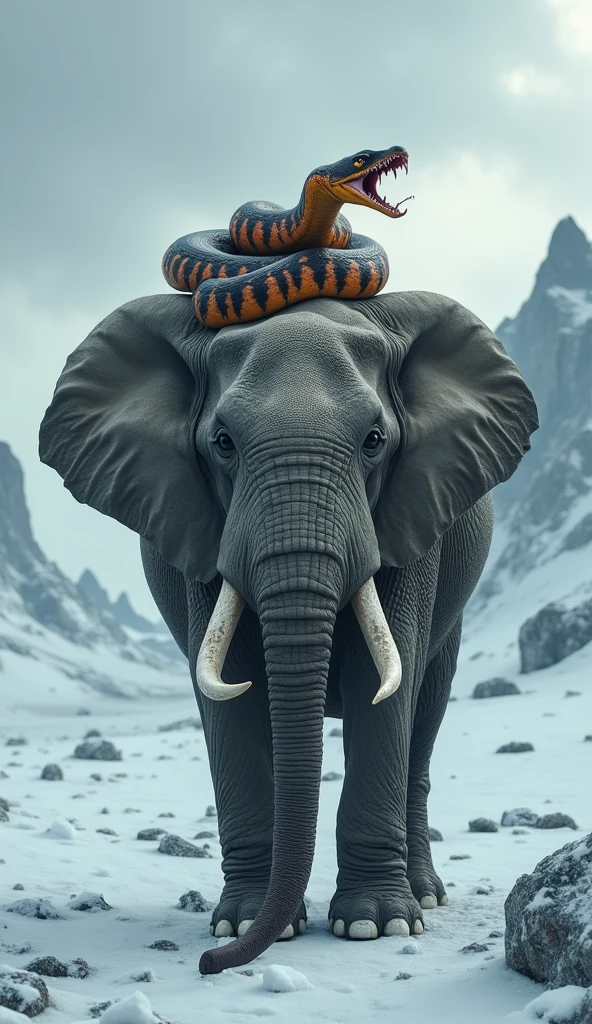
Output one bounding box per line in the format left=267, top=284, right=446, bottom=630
left=1, top=0, right=591, bottom=616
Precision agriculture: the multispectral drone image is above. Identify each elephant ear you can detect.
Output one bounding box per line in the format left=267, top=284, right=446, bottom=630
left=356, top=290, right=538, bottom=566
left=39, top=293, right=224, bottom=582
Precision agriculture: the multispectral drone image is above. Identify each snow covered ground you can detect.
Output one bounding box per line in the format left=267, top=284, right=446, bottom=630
left=1, top=613, right=591, bottom=1023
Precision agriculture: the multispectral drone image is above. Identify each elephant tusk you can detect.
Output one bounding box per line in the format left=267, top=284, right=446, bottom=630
left=196, top=579, right=252, bottom=701
left=350, top=577, right=402, bottom=704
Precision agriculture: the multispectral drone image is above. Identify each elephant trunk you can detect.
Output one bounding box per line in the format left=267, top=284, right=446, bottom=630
left=198, top=555, right=338, bottom=975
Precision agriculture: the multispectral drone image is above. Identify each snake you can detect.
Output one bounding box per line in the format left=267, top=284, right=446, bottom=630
left=162, top=146, right=411, bottom=329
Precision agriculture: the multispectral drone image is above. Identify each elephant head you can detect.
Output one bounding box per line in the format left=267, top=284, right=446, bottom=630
left=39, top=290, right=537, bottom=972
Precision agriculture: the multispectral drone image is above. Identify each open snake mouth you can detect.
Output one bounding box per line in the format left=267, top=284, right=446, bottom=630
left=344, top=152, right=412, bottom=217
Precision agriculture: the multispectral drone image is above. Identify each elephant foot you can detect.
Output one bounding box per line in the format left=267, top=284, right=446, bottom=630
left=406, top=858, right=448, bottom=910
left=329, top=879, right=424, bottom=939
left=210, top=886, right=306, bottom=940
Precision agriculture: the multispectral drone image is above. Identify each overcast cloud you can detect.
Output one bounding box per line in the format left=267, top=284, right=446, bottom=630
left=1, top=0, right=590, bottom=616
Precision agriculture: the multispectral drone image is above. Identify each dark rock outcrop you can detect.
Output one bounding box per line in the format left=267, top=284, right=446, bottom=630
left=519, top=599, right=592, bottom=673
left=472, top=678, right=521, bottom=699
left=0, top=965, right=49, bottom=1017
left=505, top=831, right=592, bottom=987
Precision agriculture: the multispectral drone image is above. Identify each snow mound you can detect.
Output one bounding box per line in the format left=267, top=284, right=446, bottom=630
left=261, top=964, right=312, bottom=992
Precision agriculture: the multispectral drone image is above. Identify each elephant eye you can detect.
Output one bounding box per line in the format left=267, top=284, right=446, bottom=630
left=214, top=431, right=236, bottom=457
left=363, top=427, right=386, bottom=455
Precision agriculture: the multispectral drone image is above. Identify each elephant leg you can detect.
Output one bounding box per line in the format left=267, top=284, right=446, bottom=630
left=188, top=584, right=305, bottom=941
left=405, top=618, right=462, bottom=910
left=329, top=570, right=432, bottom=941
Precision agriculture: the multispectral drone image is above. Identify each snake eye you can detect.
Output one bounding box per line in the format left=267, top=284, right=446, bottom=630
left=353, top=154, right=369, bottom=169
left=214, top=431, right=236, bottom=457
left=363, top=427, right=386, bottom=455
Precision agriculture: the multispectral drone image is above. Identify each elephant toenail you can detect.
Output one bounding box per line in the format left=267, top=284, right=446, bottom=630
left=420, top=894, right=438, bottom=910
left=237, top=919, right=254, bottom=936
left=439, top=895, right=449, bottom=906
left=414, top=920, right=424, bottom=934
left=349, top=920, right=379, bottom=940
left=298, top=919, right=306, bottom=934
left=278, top=924, right=295, bottom=940
left=333, top=919, right=346, bottom=937
left=383, top=918, right=410, bottom=937
left=214, top=920, right=234, bottom=937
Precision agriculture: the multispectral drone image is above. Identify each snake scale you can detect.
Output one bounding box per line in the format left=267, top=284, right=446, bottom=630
left=162, top=146, right=411, bottom=328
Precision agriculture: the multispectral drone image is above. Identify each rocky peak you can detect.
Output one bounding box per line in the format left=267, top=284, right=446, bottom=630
left=535, top=216, right=592, bottom=294
left=77, top=569, right=111, bottom=612
left=0, top=443, right=46, bottom=579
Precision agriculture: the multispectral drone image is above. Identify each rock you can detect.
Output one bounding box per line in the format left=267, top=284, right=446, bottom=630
left=462, top=942, right=490, bottom=953
left=450, top=854, right=471, bottom=861
left=472, top=677, right=521, bottom=699
left=7, top=898, right=62, bottom=919
left=469, top=818, right=499, bottom=833
left=5, top=738, right=27, bottom=747
left=120, top=968, right=156, bottom=983
left=395, top=972, right=412, bottom=980
left=329, top=727, right=343, bottom=737
left=519, top=598, right=592, bottom=673
left=0, top=797, right=10, bottom=812
left=148, top=940, right=180, bottom=951
left=68, top=891, right=112, bottom=912
left=501, top=808, right=540, bottom=827
left=489, top=930, right=504, bottom=938
left=158, top=717, right=202, bottom=732
left=584, top=735, right=592, bottom=743
left=429, top=827, right=443, bottom=842
left=496, top=742, right=535, bottom=754
left=157, top=812, right=175, bottom=818
left=67, top=959, right=92, bottom=978
left=0, top=942, right=32, bottom=955
left=505, top=831, right=592, bottom=986
left=535, top=813, right=578, bottom=830
left=321, top=772, right=343, bottom=782
left=40, top=764, right=63, bottom=781
left=0, top=807, right=8, bottom=823
left=96, top=827, right=118, bottom=836
left=84, top=729, right=101, bottom=738
left=472, top=882, right=495, bottom=895
left=12, top=884, right=24, bottom=891
left=194, top=830, right=216, bottom=840
left=158, top=834, right=212, bottom=858
left=89, top=772, right=102, bottom=782
left=178, top=890, right=214, bottom=912
left=400, top=941, right=421, bottom=955
left=565, top=690, right=582, bottom=698
left=204, top=805, right=217, bottom=817
left=25, top=957, right=68, bottom=978
left=512, top=828, right=530, bottom=836
left=516, top=987, right=592, bottom=1024
left=73, top=739, right=122, bottom=761
left=76, top=708, right=91, bottom=715
left=0, top=965, right=49, bottom=1017
left=137, top=828, right=166, bottom=841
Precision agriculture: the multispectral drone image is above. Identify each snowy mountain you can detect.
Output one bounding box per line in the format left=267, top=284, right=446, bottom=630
left=465, top=216, right=592, bottom=674
left=0, top=442, right=187, bottom=707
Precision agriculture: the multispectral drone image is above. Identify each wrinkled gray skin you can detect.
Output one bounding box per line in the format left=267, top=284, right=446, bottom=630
left=39, top=291, right=538, bottom=974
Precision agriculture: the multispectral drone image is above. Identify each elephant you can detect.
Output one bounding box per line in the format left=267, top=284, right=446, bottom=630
left=39, top=289, right=538, bottom=974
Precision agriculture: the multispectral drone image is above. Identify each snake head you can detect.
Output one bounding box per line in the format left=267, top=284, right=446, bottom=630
left=318, top=146, right=412, bottom=219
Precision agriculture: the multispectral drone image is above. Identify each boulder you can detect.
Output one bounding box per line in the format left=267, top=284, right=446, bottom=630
left=40, top=763, right=63, bottom=780
left=429, top=827, right=443, bottom=842
left=178, top=890, right=214, bottom=912
left=535, top=813, right=578, bottom=830
left=502, top=808, right=540, bottom=827
left=469, top=818, right=499, bottom=833
left=519, top=598, right=592, bottom=673
left=505, top=831, right=592, bottom=987
left=0, top=966, right=49, bottom=1017
left=158, top=834, right=211, bottom=858
left=73, top=739, right=122, bottom=761
left=472, top=678, right=521, bottom=699
left=496, top=742, right=534, bottom=754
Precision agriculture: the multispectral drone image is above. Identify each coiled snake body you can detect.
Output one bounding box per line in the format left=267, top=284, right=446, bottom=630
left=162, top=146, right=411, bottom=328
